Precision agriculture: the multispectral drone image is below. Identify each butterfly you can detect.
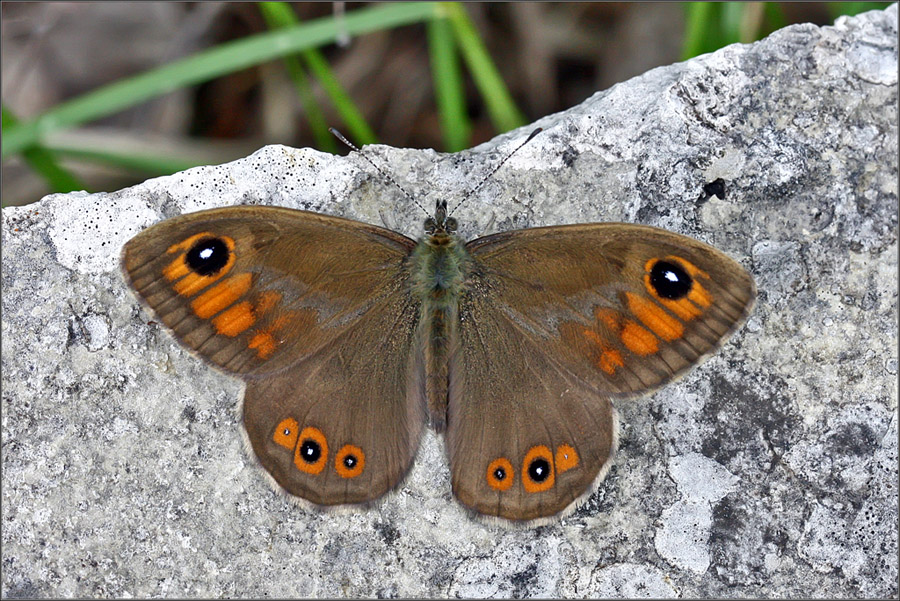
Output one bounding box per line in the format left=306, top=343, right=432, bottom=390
left=121, top=135, right=756, bottom=524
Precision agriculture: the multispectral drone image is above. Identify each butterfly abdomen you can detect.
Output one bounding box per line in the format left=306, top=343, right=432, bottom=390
left=410, top=232, right=469, bottom=430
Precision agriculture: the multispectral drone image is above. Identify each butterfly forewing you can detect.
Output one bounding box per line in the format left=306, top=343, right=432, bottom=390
left=122, top=206, right=426, bottom=506
left=463, top=223, right=756, bottom=397
left=122, top=206, right=417, bottom=376
left=446, top=223, right=755, bottom=521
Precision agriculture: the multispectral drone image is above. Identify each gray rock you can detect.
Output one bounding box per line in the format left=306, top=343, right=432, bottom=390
left=2, top=5, right=897, bottom=598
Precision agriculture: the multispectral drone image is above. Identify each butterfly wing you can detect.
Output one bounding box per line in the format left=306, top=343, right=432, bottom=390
left=448, top=223, right=755, bottom=522
left=122, top=206, right=425, bottom=506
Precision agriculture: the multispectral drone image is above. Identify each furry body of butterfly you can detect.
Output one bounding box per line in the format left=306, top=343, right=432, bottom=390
left=410, top=222, right=467, bottom=431
left=122, top=200, right=755, bottom=523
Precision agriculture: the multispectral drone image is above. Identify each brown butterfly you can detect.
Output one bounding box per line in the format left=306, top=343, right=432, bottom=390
left=121, top=136, right=755, bottom=524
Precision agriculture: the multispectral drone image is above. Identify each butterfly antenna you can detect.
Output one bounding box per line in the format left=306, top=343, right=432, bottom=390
left=329, top=127, right=429, bottom=216
left=448, top=127, right=543, bottom=217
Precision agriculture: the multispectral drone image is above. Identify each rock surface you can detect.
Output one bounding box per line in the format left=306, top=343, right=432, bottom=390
left=2, top=5, right=897, bottom=598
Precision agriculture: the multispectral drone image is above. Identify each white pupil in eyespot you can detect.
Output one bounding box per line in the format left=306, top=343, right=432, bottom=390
left=664, top=270, right=679, bottom=282
left=199, top=247, right=214, bottom=260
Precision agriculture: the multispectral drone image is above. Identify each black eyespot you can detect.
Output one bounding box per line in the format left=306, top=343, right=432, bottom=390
left=299, top=439, right=322, bottom=464
left=528, top=458, right=551, bottom=483
left=186, top=237, right=229, bottom=276
left=493, top=466, right=507, bottom=481
left=650, top=260, right=692, bottom=300
left=343, top=454, right=358, bottom=469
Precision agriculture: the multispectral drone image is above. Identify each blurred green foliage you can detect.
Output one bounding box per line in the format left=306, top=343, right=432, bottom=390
left=1, top=2, right=891, bottom=203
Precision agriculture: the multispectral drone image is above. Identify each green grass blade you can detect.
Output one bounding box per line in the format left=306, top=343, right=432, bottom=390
left=2, top=2, right=439, bottom=158
left=47, top=146, right=206, bottom=176
left=720, top=2, right=747, bottom=44
left=442, top=2, right=526, bottom=134
left=682, top=2, right=715, bottom=60
left=428, top=16, right=470, bottom=151
left=293, top=24, right=378, bottom=146
left=2, top=106, right=86, bottom=195
left=258, top=2, right=335, bottom=153
left=761, top=2, right=787, bottom=36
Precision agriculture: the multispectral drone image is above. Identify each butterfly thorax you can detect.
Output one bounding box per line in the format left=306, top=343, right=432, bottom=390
left=410, top=201, right=469, bottom=430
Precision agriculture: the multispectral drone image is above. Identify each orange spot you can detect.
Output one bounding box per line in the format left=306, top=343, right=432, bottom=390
left=166, top=232, right=215, bottom=254
left=486, top=458, right=514, bottom=491
left=273, top=418, right=299, bottom=450
left=335, top=445, right=366, bottom=478
left=575, top=325, right=624, bottom=375
left=594, top=307, right=619, bottom=331
left=256, top=290, right=282, bottom=314
left=212, top=301, right=255, bottom=336
left=555, top=444, right=579, bottom=473
left=249, top=332, right=277, bottom=360
left=626, top=292, right=684, bottom=341
left=191, top=273, right=253, bottom=319
left=599, top=349, right=624, bottom=374
left=688, top=281, right=712, bottom=307
left=582, top=328, right=604, bottom=347
left=172, top=272, right=213, bottom=297
left=294, top=427, right=328, bottom=475
left=522, top=445, right=555, bottom=493
left=621, top=320, right=659, bottom=355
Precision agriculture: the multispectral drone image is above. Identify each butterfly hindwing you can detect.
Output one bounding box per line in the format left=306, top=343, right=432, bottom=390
left=242, top=287, right=425, bottom=506
left=122, top=206, right=426, bottom=506
left=449, top=285, right=618, bottom=522
left=447, top=223, right=755, bottom=521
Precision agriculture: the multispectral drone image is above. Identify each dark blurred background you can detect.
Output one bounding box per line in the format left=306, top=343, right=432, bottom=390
left=0, top=2, right=874, bottom=206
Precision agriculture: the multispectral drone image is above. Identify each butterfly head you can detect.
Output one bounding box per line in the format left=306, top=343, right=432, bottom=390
left=424, top=200, right=458, bottom=236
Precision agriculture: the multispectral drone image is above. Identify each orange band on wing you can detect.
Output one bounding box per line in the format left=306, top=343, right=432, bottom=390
left=621, top=320, right=659, bottom=355
left=162, top=257, right=191, bottom=282
left=172, top=270, right=223, bottom=297
left=571, top=321, right=626, bottom=375
left=599, top=349, right=624, bottom=374
left=594, top=307, right=619, bottom=331
left=191, top=273, right=252, bottom=319
left=212, top=301, right=256, bottom=336
left=256, top=290, right=282, bottom=314
left=688, top=281, right=712, bottom=307
left=626, top=292, right=684, bottom=341
left=582, top=328, right=604, bottom=347
left=248, top=332, right=277, bottom=359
